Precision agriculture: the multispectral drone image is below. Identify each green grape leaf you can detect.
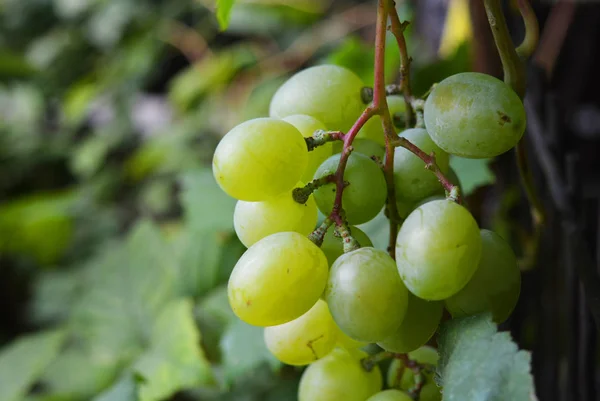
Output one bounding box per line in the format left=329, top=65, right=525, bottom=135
left=93, top=374, right=139, bottom=401
left=216, top=0, right=238, bottom=30
left=39, top=347, right=120, bottom=400
left=449, top=156, right=495, bottom=196
left=220, top=320, right=280, bottom=384
left=30, top=270, right=80, bottom=325
left=133, top=299, right=214, bottom=401
left=436, top=314, right=536, bottom=401
left=71, top=221, right=177, bottom=363
left=0, top=330, right=67, bottom=401
left=180, top=169, right=236, bottom=233
left=175, top=169, right=243, bottom=297
left=0, top=190, right=77, bottom=265
left=195, top=286, right=238, bottom=361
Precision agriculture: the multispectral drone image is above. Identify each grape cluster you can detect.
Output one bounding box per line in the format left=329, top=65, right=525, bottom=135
left=212, top=64, right=524, bottom=400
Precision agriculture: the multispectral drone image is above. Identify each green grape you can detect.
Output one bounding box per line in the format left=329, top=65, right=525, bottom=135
left=270, top=65, right=365, bottom=132
left=395, top=166, right=462, bottom=219
left=387, top=346, right=439, bottom=390
left=393, top=128, right=450, bottom=202
left=321, top=225, right=373, bottom=265
left=358, top=95, right=407, bottom=146
left=313, top=153, right=387, bottom=225
left=445, top=229, right=521, bottom=323
left=420, top=383, right=442, bottom=401
left=366, top=389, right=413, bottom=401
left=378, top=293, right=443, bottom=353
left=298, top=347, right=382, bottom=401
left=326, top=247, right=408, bottom=342
left=212, top=118, right=308, bottom=201
left=233, top=183, right=318, bottom=248
left=424, top=72, right=526, bottom=158
left=395, top=199, right=481, bottom=300
left=334, top=138, right=386, bottom=160
left=282, top=115, right=332, bottom=183
left=264, top=299, right=337, bottom=366
left=228, top=232, right=328, bottom=326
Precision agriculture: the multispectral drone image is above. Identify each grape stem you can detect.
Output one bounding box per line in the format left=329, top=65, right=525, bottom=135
left=396, top=353, right=426, bottom=399
left=308, top=218, right=333, bottom=246
left=316, top=0, right=462, bottom=258
left=292, top=174, right=337, bottom=204
left=328, top=107, right=378, bottom=227
left=387, top=0, right=414, bottom=129
left=391, top=136, right=462, bottom=203
left=305, top=130, right=345, bottom=151
left=361, top=351, right=429, bottom=398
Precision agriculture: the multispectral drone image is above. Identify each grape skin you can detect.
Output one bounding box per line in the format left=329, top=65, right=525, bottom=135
left=212, top=118, right=308, bottom=201
left=321, top=225, right=373, bottom=266
left=228, top=232, right=328, bottom=326
left=393, top=128, right=450, bottom=202
left=395, top=199, right=482, bottom=300
left=298, top=347, right=382, bottom=401
left=366, top=389, right=413, bottom=401
left=326, top=247, right=408, bottom=342
left=282, top=115, right=332, bottom=183
left=313, top=153, right=387, bottom=225
left=336, top=326, right=368, bottom=350
left=270, top=65, right=365, bottom=132
left=233, top=183, right=317, bottom=248
left=378, top=293, right=443, bottom=353
left=445, top=229, right=521, bottom=323
left=424, top=72, right=526, bottom=159
left=264, top=299, right=337, bottom=366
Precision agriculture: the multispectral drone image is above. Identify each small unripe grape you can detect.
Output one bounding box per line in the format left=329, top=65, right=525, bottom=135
left=313, top=153, right=387, bottom=225
left=298, top=347, right=382, bottom=401
left=233, top=183, right=317, bottom=247
left=424, top=72, right=526, bottom=158
left=283, top=115, right=332, bottom=183
left=378, top=293, right=443, bottom=353
left=359, top=95, right=407, bottom=145
left=326, top=248, right=408, bottom=342
left=270, top=65, right=365, bottom=132
left=212, top=118, right=308, bottom=201
left=387, top=346, right=439, bottom=390
left=228, top=232, right=328, bottom=326
left=264, top=299, right=337, bottom=366
left=445, top=229, right=521, bottom=323
left=321, top=225, right=373, bottom=266
left=396, top=199, right=481, bottom=300
left=393, top=128, right=450, bottom=202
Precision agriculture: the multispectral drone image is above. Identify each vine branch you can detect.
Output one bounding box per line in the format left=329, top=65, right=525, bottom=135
left=387, top=0, right=414, bottom=128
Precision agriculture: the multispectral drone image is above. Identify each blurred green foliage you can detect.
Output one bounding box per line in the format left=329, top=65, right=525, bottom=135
left=0, top=0, right=485, bottom=400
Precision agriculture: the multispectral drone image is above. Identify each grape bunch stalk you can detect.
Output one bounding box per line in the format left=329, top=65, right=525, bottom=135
left=211, top=0, right=537, bottom=400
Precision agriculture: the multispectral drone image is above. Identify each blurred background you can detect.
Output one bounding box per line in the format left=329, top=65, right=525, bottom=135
left=1, top=0, right=600, bottom=400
